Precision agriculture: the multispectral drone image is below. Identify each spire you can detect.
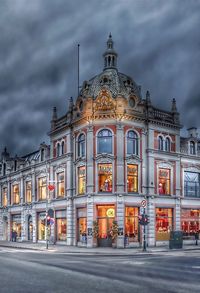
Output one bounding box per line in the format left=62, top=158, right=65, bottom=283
left=171, top=98, right=177, bottom=113
left=103, top=33, right=118, bottom=70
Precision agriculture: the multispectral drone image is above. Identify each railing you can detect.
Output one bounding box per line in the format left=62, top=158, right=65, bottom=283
left=153, top=108, right=174, bottom=123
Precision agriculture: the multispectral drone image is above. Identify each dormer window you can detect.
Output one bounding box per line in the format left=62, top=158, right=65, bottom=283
left=190, top=141, right=195, bottom=155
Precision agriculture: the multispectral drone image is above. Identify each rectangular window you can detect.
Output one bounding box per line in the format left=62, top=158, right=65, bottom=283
left=12, top=184, right=20, bottom=205
left=38, top=177, right=47, bottom=200
left=184, top=172, right=200, bottom=198
left=77, top=208, right=87, bottom=243
left=78, top=166, right=86, bottom=195
left=181, top=209, right=200, bottom=238
left=156, top=208, right=173, bottom=241
left=158, top=168, right=170, bottom=195
left=125, top=207, right=139, bottom=242
left=38, top=212, right=46, bottom=240
left=56, top=210, right=67, bottom=241
left=98, top=164, right=112, bottom=192
left=2, top=187, right=8, bottom=206
left=25, top=181, right=32, bottom=203
left=57, top=172, right=65, bottom=197
left=127, top=164, right=138, bottom=193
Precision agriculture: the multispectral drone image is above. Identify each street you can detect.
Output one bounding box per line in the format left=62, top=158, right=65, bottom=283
left=0, top=248, right=200, bottom=293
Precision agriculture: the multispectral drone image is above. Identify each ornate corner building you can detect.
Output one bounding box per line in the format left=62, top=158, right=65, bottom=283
left=0, top=35, right=200, bottom=248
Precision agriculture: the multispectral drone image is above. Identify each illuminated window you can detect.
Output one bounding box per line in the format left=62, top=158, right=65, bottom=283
left=38, top=177, right=47, bottom=200
left=97, top=129, right=112, bottom=154
left=78, top=134, right=85, bottom=157
left=158, top=168, right=170, bottom=195
left=98, top=164, right=112, bottom=192
left=125, top=207, right=139, bottom=242
left=127, top=130, right=138, bottom=155
left=184, top=172, right=200, bottom=198
left=190, top=141, right=195, bottom=155
left=165, top=138, right=171, bottom=152
left=57, top=172, right=65, bottom=197
left=127, top=164, right=138, bottom=193
left=12, top=184, right=20, bottom=205
left=78, top=166, right=86, bottom=195
left=158, top=136, right=164, bottom=150
left=156, top=208, right=173, bottom=241
left=25, top=181, right=32, bottom=203
left=181, top=209, right=200, bottom=238
left=2, top=187, right=8, bottom=207
left=38, top=212, right=46, bottom=240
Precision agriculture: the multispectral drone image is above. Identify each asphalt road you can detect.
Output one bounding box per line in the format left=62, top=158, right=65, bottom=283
left=0, top=248, right=199, bottom=293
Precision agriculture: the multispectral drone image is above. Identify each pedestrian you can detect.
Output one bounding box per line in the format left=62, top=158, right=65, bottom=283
left=195, top=231, right=199, bottom=246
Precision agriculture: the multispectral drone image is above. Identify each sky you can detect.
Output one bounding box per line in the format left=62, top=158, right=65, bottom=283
left=0, top=0, right=200, bottom=156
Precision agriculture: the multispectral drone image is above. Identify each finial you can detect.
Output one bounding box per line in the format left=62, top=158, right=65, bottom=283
left=52, top=106, right=57, bottom=120
left=171, top=98, right=177, bottom=113
left=103, top=34, right=118, bottom=70
left=109, top=32, right=112, bottom=38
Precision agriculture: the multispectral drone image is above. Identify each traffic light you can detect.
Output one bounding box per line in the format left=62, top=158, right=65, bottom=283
left=46, top=215, right=51, bottom=225
left=139, top=214, right=149, bottom=225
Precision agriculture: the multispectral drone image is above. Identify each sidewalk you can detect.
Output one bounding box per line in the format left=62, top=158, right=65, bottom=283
left=0, top=240, right=199, bottom=255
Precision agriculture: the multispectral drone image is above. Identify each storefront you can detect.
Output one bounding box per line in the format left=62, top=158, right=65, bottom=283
left=37, top=212, right=46, bottom=241
left=55, top=210, right=67, bottom=242
left=181, top=208, right=200, bottom=239
left=156, top=208, right=173, bottom=241
left=77, top=208, right=87, bottom=244
left=97, top=205, right=115, bottom=247
left=12, top=214, right=21, bottom=241
left=125, top=207, right=140, bottom=244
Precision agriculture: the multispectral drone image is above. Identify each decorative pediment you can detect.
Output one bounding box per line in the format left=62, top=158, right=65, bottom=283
left=94, top=89, right=116, bottom=112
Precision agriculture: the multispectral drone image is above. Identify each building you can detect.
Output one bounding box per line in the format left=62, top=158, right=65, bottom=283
left=0, top=35, right=200, bottom=248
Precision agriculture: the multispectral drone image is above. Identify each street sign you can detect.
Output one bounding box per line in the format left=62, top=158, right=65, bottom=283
left=141, top=199, right=147, bottom=208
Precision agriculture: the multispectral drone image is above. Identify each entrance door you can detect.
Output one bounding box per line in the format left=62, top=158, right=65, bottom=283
left=98, top=217, right=113, bottom=247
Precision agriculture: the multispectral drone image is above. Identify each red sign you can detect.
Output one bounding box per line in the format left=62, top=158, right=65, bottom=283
left=48, top=184, right=55, bottom=191
left=141, top=199, right=146, bottom=208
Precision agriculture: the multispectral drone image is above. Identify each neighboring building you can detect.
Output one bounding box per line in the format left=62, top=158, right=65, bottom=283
left=0, top=35, right=200, bottom=248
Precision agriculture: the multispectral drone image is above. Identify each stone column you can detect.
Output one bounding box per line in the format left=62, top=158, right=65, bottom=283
left=20, top=175, right=24, bottom=204
left=116, top=195, right=124, bottom=248
left=32, top=208, right=37, bottom=243
left=175, top=160, right=181, bottom=197
left=116, top=123, right=124, bottom=193
left=147, top=199, right=155, bottom=246
left=86, top=125, right=94, bottom=194
left=66, top=129, right=73, bottom=197
left=7, top=180, right=11, bottom=205
left=175, top=199, right=181, bottom=230
left=31, top=169, right=36, bottom=202
left=21, top=210, right=26, bottom=242
left=7, top=211, right=11, bottom=241
left=67, top=198, right=73, bottom=245
left=87, top=196, right=94, bottom=247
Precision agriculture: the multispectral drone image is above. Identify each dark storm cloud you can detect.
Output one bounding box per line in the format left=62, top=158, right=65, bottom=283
left=0, top=0, right=200, bottom=155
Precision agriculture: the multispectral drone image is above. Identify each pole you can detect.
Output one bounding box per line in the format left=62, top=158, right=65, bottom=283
left=143, top=208, right=147, bottom=252
left=45, top=163, right=49, bottom=250
left=78, top=44, right=80, bottom=97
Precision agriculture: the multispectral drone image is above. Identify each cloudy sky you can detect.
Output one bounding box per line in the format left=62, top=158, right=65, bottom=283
left=0, top=0, right=200, bottom=156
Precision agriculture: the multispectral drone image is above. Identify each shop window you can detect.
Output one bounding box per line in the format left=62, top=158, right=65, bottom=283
left=127, top=130, right=138, bottom=155
left=57, top=172, right=65, bottom=197
left=25, top=181, right=32, bottom=203
left=158, top=168, right=170, bottom=195
left=38, top=177, right=47, bottom=201
left=98, top=164, right=112, bottom=192
left=12, top=184, right=20, bottom=205
left=77, top=208, right=87, bottom=243
left=158, top=136, right=164, bottom=150
left=38, top=212, right=46, bottom=240
left=97, top=129, right=112, bottom=154
left=78, top=134, right=85, bottom=157
left=190, top=141, right=195, bottom=155
left=55, top=210, right=67, bottom=242
left=181, top=209, right=200, bottom=238
left=125, top=207, right=139, bottom=242
left=127, top=164, right=138, bottom=193
left=2, top=187, right=8, bottom=207
left=165, top=137, right=171, bottom=152
left=156, top=208, right=173, bottom=241
left=184, top=171, right=200, bottom=198
left=78, top=166, right=86, bottom=195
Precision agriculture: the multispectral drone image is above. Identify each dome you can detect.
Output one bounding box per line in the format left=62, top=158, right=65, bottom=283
left=80, top=35, right=141, bottom=100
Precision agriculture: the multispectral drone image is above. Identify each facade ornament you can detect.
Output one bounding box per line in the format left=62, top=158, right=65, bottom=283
left=94, top=89, right=116, bottom=112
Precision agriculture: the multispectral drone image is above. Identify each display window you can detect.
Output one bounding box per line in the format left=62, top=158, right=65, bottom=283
left=127, top=164, right=138, bottom=193
left=97, top=205, right=115, bottom=239
left=98, top=164, right=112, bottom=192
left=12, top=215, right=21, bottom=239
left=181, top=209, right=200, bottom=238
left=78, top=166, right=86, bottom=195
left=38, top=212, right=46, bottom=240
left=25, top=181, right=32, bottom=203
left=77, top=208, right=87, bottom=243
left=125, top=207, right=139, bottom=242
left=57, top=172, right=65, bottom=197
left=156, top=208, right=173, bottom=241
left=158, top=168, right=170, bottom=195
left=38, top=177, right=47, bottom=200
left=2, top=187, right=8, bottom=206
left=56, top=210, right=67, bottom=241
left=12, top=184, right=20, bottom=205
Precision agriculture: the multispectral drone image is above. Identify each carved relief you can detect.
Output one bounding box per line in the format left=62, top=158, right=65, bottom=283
left=94, top=89, right=116, bottom=112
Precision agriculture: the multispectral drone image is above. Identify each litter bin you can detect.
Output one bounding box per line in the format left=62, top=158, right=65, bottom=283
left=169, top=231, right=183, bottom=249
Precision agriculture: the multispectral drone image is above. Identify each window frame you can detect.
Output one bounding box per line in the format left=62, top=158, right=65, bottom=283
left=127, top=164, right=138, bottom=193
left=77, top=133, right=86, bottom=158
left=127, top=130, right=139, bottom=156
left=12, top=183, right=20, bottom=205
left=56, top=171, right=65, bottom=198
left=77, top=166, right=86, bottom=195
left=97, top=129, right=113, bottom=154
left=38, top=177, right=47, bottom=201
left=184, top=171, right=200, bottom=198
left=25, top=181, right=32, bottom=203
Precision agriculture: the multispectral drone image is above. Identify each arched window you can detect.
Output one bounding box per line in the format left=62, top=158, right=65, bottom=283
left=61, top=141, right=65, bottom=155
left=190, top=141, right=195, bottom=155
left=97, top=129, right=112, bottom=154
left=57, top=143, right=60, bottom=157
left=78, top=134, right=85, bottom=157
left=127, top=130, right=138, bottom=155
left=158, top=136, right=164, bottom=151
left=165, top=138, right=171, bottom=152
